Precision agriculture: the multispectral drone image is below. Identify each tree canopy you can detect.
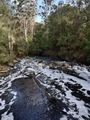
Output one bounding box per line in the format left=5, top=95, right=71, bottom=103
left=0, top=0, right=90, bottom=64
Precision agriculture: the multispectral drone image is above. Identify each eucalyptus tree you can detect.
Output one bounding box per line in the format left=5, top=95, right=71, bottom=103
left=43, top=0, right=53, bottom=18
left=16, top=0, right=37, bottom=42
left=0, top=0, right=14, bottom=63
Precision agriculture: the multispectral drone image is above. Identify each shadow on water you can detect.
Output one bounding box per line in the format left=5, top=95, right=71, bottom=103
left=9, top=77, right=62, bottom=120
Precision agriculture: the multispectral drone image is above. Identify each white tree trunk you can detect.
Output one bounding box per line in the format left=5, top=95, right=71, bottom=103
left=8, top=30, right=14, bottom=62
left=24, top=18, right=28, bottom=43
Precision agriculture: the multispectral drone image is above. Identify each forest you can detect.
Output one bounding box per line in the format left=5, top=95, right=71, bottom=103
left=0, top=0, right=90, bottom=120
left=0, top=0, right=90, bottom=65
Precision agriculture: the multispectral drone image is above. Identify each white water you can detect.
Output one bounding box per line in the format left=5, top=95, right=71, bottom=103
left=0, top=57, right=90, bottom=120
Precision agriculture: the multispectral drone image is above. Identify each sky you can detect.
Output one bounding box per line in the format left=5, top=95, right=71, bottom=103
left=35, top=0, right=66, bottom=22
left=10, top=0, right=66, bottom=23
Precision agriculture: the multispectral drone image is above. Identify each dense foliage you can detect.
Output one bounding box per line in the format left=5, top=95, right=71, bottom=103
left=0, top=0, right=90, bottom=65
left=30, top=4, right=90, bottom=64
left=0, top=0, right=35, bottom=64
left=0, top=1, right=10, bottom=64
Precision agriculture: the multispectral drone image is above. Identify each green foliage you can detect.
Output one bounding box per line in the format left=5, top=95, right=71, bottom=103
left=0, top=1, right=10, bottom=65
left=30, top=4, right=90, bottom=64
left=29, top=24, right=52, bottom=55
left=0, top=28, right=10, bottom=64
left=0, top=0, right=90, bottom=65
left=13, top=39, right=29, bottom=57
left=0, top=53, right=10, bottom=64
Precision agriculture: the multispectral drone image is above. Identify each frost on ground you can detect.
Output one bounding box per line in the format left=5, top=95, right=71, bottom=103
left=21, top=58, right=90, bottom=120
left=0, top=61, right=27, bottom=120
left=0, top=57, right=90, bottom=120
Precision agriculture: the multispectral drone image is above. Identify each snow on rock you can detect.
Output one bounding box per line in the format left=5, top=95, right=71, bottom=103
left=73, top=65, right=90, bottom=80
left=0, top=60, right=28, bottom=119
left=0, top=57, right=90, bottom=120
left=0, top=99, right=5, bottom=110
left=25, top=58, right=90, bottom=120
left=1, top=112, right=14, bottom=120
left=60, top=116, right=68, bottom=120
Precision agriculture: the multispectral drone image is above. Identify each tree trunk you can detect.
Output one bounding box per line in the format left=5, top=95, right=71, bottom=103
left=45, top=0, right=48, bottom=19
left=30, top=18, right=35, bottom=40
left=24, top=18, right=28, bottom=43
left=8, top=30, right=14, bottom=62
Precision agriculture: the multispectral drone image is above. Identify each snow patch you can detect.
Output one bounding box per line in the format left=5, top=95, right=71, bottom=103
left=1, top=112, right=14, bottom=120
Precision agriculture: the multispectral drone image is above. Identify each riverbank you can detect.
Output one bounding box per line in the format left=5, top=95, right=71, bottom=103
left=0, top=65, right=10, bottom=76
left=0, top=59, right=18, bottom=76
left=0, top=57, right=90, bottom=120
left=30, top=53, right=90, bottom=65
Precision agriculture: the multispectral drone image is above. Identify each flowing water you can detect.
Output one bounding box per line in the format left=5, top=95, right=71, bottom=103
left=0, top=57, right=90, bottom=120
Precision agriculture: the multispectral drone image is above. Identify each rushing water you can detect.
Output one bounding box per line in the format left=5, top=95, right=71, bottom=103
left=0, top=57, right=90, bottom=120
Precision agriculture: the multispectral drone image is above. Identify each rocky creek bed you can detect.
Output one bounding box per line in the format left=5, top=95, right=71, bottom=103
left=0, top=57, right=90, bottom=120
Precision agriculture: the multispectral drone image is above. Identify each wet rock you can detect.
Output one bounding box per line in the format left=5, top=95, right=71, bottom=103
left=82, top=115, right=89, bottom=120
left=50, top=81, right=55, bottom=85
left=49, top=66, right=56, bottom=70
left=67, top=114, right=79, bottom=120
left=65, top=82, right=82, bottom=91
left=54, top=83, right=66, bottom=95
left=85, top=103, right=90, bottom=108
left=86, top=66, right=90, bottom=72
left=72, top=90, right=90, bottom=104
left=49, top=62, right=57, bottom=70
left=8, top=63, right=14, bottom=67
left=38, top=60, right=43, bottom=63
left=65, top=87, right=69, bottom=91
left=25, top=71, right=35, bottom=79
left=0, top=91, right=13, bottom=104
left=0, top=65, right=10, bottom=76
left=76, top=98, right=81, bottom=101
left=49, top=97, right=69, bottom=113
left=87, top=90, right=90, bottom=95
left=0, top=105, right=9, bottom=117
left=82, top=89, right=86, bottom=91
left=60, top=80, right=64, bottom=83
left=65, top=82, right=90, bottom=104
left=54, top=78, right=58, bottom=80
left=68, top=78, right=76, bottom=83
